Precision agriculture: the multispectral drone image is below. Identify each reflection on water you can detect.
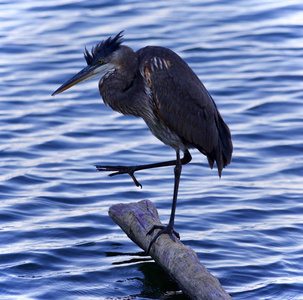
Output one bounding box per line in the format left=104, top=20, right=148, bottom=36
left=1, top=0, right=303, bottom=299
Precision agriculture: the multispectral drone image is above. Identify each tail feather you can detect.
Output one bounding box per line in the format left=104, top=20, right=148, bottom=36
left=198, top=114, right=232, bottom=177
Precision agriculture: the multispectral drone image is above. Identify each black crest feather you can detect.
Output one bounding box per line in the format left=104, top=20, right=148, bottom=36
left=84, top=31, right=124, bottom=65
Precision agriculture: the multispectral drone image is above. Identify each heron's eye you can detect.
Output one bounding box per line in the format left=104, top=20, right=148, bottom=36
left=98, top=59, right=104, bottom=65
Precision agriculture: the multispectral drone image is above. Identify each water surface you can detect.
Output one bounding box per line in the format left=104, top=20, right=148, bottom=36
left=1, top=0, right=303, bottom=299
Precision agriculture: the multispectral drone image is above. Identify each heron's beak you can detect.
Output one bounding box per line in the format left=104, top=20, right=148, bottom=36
left=52, top=65, right=98, bottom=96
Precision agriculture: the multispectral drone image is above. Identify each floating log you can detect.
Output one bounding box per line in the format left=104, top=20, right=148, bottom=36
left=109, top=199, right=232, bottom=300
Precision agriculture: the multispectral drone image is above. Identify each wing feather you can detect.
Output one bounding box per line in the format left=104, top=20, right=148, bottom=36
left=137, top=46, right=232, bottom=175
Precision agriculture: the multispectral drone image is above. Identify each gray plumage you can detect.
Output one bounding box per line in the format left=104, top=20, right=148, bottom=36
left=52, top=32, right=233, bottom=253
left=98, top=40, right=232, bottom=176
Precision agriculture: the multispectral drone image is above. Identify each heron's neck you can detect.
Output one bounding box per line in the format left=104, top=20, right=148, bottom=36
left=99, top=49, right=146, bottom=116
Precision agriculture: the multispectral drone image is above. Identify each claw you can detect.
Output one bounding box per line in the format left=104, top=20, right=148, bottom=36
left=95, top=165, right=142, bottom=188
left=146, top=225, right=180, bottom=254
left=129, top=171, right=142, bottom=188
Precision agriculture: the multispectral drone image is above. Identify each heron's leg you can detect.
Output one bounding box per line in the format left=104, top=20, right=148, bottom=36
left=95, top=149, right=191, bottom=188
left=146, top=149, right=182, bottom=254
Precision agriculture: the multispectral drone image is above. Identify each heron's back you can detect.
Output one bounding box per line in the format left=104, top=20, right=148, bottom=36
left=137, top=46, right=232, bottom=176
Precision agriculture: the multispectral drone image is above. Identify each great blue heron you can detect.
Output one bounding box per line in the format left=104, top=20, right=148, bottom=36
left=52, top=31, right=233, bottom=253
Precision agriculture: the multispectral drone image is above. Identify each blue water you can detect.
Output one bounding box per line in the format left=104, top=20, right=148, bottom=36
left=1, top=0, right=303, bottom=299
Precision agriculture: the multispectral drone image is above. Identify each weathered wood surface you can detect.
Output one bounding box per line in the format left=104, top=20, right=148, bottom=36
left=109, top=199, right=232, bottom=300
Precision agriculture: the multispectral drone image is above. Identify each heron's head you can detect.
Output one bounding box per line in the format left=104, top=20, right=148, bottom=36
left=52, top=31, right=124, bottom=96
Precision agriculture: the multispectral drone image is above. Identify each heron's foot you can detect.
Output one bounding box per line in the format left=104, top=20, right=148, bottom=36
left=95, top=165, right=142, bottom=188
left=146, top=224, right=180, bottom=254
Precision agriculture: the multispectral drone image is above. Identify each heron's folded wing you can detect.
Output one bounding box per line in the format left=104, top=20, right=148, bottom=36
left=143, top=53, right=219, bottom=154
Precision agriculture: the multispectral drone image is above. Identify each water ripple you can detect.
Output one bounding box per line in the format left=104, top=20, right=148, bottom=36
left=1, top=0, right=303, bottom=299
